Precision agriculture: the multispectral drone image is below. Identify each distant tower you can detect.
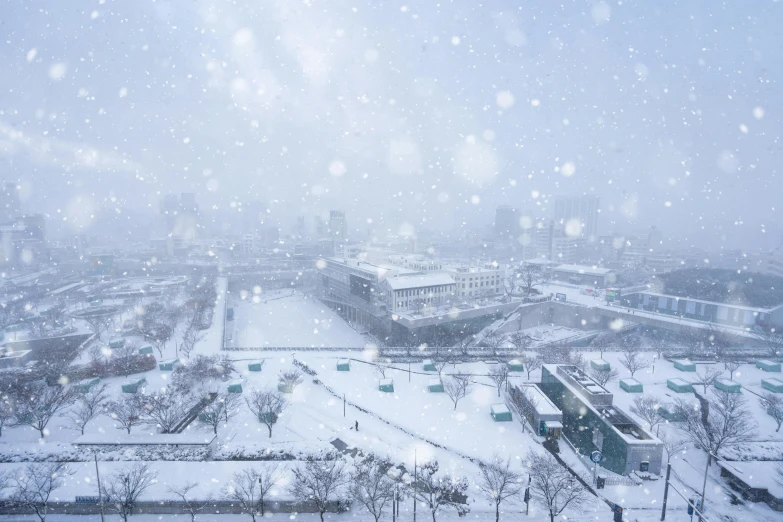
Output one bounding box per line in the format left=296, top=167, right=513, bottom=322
left=553, top=195, right=600, bottom=239
left=494, top=205, right=518, bottom=241
left=0, top=183, right=21, bottom=224
left=328, top=210, right=347, bottom=241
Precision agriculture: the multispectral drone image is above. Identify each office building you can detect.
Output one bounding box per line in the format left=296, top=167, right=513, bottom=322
left=553, top=195, right=600, bottom=239
left=494, top=205, right=518, bottom=241
left=328, top=211, right=347, bottom=241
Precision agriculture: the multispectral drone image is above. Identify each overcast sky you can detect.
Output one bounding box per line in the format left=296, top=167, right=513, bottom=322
left=0, top=0, right=780, bottom=248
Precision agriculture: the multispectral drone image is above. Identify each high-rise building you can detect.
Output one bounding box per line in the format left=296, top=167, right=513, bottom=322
left=553, top=195, right=600, bottom=239
left=0, top=182, right=21, bottom=224
left=494, top=205, right=518, bottom=241
left=328, top=210, right=347, bottom=241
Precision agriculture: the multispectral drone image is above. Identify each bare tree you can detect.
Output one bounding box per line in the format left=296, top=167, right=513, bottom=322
left=482, top=331, right=505, bottom=356
left=630, top=395, right=664, bottom=433
left=245, top=389, right=286, bottom=438
left=144, top=389, right=193, bottom=434
left=105, top=394, right=146, bottom=434
left=83, top=313, right=114, bottom=341
left=349, top=454, right=395, bottom=522
left=519, top=264, right=543, bottom=294
left=102, top=463, right=157, bottom=522
left=0, top=395, right=14, bottom=437
left=289, top=459, right=349, bottom=522
left=374, top=364, right=387, bottom=379
left=618, top=345, right=650, bottom=378
left=200, top=392, right=240, bottom=434
left=278, top=369, right=304, bottom=393
left=679, top=328, right=709, bottom=359
left=673, top=389, right=758, bottom=466
left=707, top=326, right=736, bottom=366
left=67, top=383, right=109, bottom=435
left=10, top=462, right=69, bottom=522
left=658, top=427, right=688, bottom=462
left=521, top=353, right=543, bottom=381
left=525, top=450, right=588, bottom=522
left=223, top=465, right=282, bottom=521
left=692, top=366, right=723, bottom=394
left=589, top=367, right=618, bottom=387
left=508, top=332, right=533, bottom=352
left=478, top=455, right=524, bottom=522
left=411, top=460, right=470, bottom=522
left=760, top=393, right=783, bottom=433
left=725, top=361, right=741, bottom=381
left=646, top=329, right=671, bottom=359
left=443, top=374, right=473, bottom=410
left=590, top=331, right=616, bottom=359
left=180, top=325, right=207, bottom=360
left=168, top=482, right=212, bottom=522
left=432, top=358, right=450, bottom=380
left=488, top=365, right=510, bottom=397
left=13, top=385, right=75, bottom=439
left=112, top=342, right=141, bottom=378
left=753, top=325, right=783, bottom=358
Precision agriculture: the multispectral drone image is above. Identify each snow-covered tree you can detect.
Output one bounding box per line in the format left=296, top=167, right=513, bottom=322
left=167, top=482, right=212, bottom=522
left=102, top=463, right=157, bottom=522
left=13, top=384, right=75, bottom=439
left=105, top=394, right=146, bottom=434
left=443, top=374, right=472, bottom=410
left=223, top=465, right=282, bottom=521
left=245, top=389, right=286, bottom=438
left=9, top=462, right=68, bottom=522
left=692, top=366, right=722, bottom=394
left=410, top=460, right=470, bottom=522
left=630, top=395, right=664, bottom=433
left=525, top=451, right=587, bottom=522
left=618, top=344, right=649, bottom=378
left=589, top=367, right=618, bottom=387
left=673, top=389, right=757, bottom=466
left=349, top=454, right=396, bottom=522
left=488, top=364, right=510, bottom=396
left=760, top=393, right=783, bottom=433
left=477, top=455, right=524, bottom=522
left=289, top=459, right=349, bottom=522
left=67, top=383, right=109, bottom=435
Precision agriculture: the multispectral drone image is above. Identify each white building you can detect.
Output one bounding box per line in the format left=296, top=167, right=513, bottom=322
left=387, top=254, right=443, bottom=272
left=447, top=265, right=505, bottom=299
left=383, top=273, right=456, bottom=313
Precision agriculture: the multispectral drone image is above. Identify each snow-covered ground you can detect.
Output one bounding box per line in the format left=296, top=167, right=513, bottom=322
left=228, top=289, right=367, bottom=348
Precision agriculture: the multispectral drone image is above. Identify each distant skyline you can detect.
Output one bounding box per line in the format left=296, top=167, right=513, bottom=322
left=1, top=1, right=780, bottom=250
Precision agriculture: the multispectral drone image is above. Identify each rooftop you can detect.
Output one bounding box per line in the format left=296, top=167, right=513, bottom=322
left=386, top=273, right=456, bottom=290
left=553, top=264, right=614, bottom=276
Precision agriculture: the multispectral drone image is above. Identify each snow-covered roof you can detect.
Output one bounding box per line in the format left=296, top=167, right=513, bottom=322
left=386, top=273, right=455, bottom=290
left=428, top=378, right=441, bottom=386
left=491, top=404, right=510, bottom=414
left=553, top=264, right=614, bottom=276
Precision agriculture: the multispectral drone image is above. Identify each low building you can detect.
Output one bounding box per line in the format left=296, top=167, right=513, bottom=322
left=387, top=254, right=443, bottom=272
left=551, top=264, right=615, bottom=287
left=383, top=273, right=456, bottom=314
left=540, top=365, right=663, bottom=476
left=510, top=384, right=563, bottom=438
left=618, top=291, right=783, bottom=329
left=447, top=265, right=505, bottom=299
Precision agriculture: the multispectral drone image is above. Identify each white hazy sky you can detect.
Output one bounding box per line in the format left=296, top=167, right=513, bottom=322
left=0, top=0, right=780, bottom=248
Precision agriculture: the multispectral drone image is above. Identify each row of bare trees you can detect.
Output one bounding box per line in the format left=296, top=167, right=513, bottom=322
left=0, top=451, right=587, bottom=522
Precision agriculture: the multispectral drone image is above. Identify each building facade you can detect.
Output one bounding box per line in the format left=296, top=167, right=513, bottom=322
left=553, top=195, right=600, bottom=239
left=383, top=273, right=456, bottom=313
left=447, top=265, right=505, bottom=299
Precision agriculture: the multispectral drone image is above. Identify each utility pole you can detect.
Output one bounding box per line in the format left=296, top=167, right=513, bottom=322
left=94, top=454, right=105, bottom=522
left=413, top=449, right=417, bottom=522
left=343, top=393, right=346, bottom=417
left=408, top=362, right=411, bottom=382
left=661, top=462, right=671, bottom=520
left=698, top=454, right=711, bottom=522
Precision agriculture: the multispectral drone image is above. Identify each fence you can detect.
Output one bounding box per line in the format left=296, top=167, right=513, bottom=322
left=0, top=499, right=348, bottom=516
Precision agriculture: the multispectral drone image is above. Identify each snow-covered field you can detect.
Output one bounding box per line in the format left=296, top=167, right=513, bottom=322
left=3, top=278, right=783, bottom=520
left=228, top=290, right=367, bottom=348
